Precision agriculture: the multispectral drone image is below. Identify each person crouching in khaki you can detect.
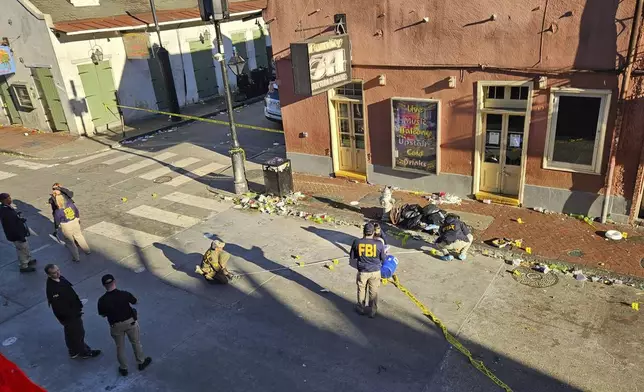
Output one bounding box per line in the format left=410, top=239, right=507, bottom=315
left=196, top=240, right=236, bottom=284
left=53, top=194, right=90, bottom=262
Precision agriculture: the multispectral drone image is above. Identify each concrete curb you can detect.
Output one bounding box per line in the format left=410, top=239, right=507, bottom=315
left=0, top=96, right=266, bottom=161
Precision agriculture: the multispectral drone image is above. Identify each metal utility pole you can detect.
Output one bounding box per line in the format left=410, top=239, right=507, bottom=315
left=148, top=0, right=181, bottom=121
left=214, top=19, right=248, bottom=195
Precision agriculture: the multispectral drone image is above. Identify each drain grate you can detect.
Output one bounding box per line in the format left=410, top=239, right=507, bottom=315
left=153, top=175, right=173, bottom=184
left=568, top=249, right=584, bottom=258
left=512, top=266, right=559, bottom=288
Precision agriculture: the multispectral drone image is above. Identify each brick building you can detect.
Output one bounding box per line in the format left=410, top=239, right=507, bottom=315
left=265, top=0, right=644, bottom=223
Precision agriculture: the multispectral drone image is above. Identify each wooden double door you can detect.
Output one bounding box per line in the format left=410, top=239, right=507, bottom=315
left=335, top=101, right=366, bottom=175
left=480, top=113, right=526, bottom=196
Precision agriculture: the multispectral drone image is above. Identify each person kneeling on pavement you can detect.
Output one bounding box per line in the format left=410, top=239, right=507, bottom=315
left=350, top=223, right=386, bottom=318
left=196, top=240, right=236, bottom=284
left=434, top=214, right=474, bottom=261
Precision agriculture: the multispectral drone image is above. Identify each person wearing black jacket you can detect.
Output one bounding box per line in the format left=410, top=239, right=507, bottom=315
left=350, top=223, right=386, bottom=318
left=434, top=214, right=474, bottom=261
left=44, top=264, right=101, bottom=359
left=0, top=193, right=36, bottom=273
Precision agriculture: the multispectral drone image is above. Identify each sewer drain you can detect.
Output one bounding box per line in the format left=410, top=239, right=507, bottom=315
left=153, top=176, right=173, bottom=184
left=512, top=266, right=559, bottom=288
left=568, top=249, right=584, bottom=258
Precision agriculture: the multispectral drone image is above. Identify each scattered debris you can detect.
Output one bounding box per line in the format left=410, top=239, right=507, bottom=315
left=424, top=192, right=462, bottom=205
left=350, top=201, right=359, bottom=206
left=2, top=337, right=17, bottom=347
left=534, top=264, right=551, bottom=274
left=482, top=199, right=492, bottom=204
left=320, top=288, right=330, bottom=293
left=605, top=230, right=623, bottom=241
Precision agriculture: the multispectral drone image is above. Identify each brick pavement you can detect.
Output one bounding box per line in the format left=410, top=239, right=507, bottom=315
left=0, top=126, right=77, bottom=156
left=294, top=173, right=644, bottom=279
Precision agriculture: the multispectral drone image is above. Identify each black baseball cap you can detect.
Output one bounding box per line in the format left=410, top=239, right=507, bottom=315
left=101, top=274, right=115, bottom=285
left=363, top=223, right=375, bottom=236
left=0, top=193, right=9, bottom=201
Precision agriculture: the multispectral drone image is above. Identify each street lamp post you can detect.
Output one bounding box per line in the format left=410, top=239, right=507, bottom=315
left=213, top=20, right=248, bottom=195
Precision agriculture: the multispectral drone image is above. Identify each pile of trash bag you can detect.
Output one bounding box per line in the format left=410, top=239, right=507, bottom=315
left=390, top=203, right=446, bottom=232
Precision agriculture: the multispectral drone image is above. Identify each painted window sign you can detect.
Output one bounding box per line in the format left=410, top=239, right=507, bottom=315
left=0, top=46, right=16, bottom=76
left=391, top=98, right=440, bottom=174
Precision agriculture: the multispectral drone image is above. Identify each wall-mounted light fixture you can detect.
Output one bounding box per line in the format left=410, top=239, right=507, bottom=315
left=378, top=74, right=386, bottom=86
left=90, top=47, right=104, bottom=65
left=422, top=17, right=429, bottom=23
left=448, top=76, right=456, bottom=89
left=537, top=76, right=547, bottom=89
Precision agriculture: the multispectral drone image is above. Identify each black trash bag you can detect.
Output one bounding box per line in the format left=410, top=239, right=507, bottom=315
left=403, top=214, right=424, bottom=230
left=401, top=204, right=422, bottom=220
left=425, top=209, right=447, bottom=226
left=422, top=204, right=441, bottom=216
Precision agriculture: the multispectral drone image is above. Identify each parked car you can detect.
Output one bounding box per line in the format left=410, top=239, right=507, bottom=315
left=264, top=83, right=281, bottom=122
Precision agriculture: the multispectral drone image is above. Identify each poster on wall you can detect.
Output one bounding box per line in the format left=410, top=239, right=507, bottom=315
left=0, top=46, right=16, bottom=76
left=122, top=33, right=150, bottom=59
left=391, top=98, right=440, bottom=174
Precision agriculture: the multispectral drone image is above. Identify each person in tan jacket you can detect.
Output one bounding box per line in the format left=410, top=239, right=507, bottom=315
left=195, top=240, right=236, bottom=284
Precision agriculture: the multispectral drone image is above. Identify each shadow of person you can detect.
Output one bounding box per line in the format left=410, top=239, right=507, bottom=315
left=152, top=242, right=202, bottom=277
left=301, top=225, right=354, bottom=256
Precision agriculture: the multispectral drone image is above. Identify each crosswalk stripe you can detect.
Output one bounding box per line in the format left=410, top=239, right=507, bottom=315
left=5, top=160, right=53, bottom=170
left=162, top=192, right=228, bottom=212
left=139, top=157, right=201, bottom=180
left=116, top=152, right=177, bottom=174
left=67, top=150, right=116, bottom=165
left=102, top=154, right=132, bottom=165
left=165, top=162, right=225, bottom=187
left=85, top=221, right=163, bottom=247
left=0, top=171, right=17, bottom=181
left=126, top=205, right=201, bottom=228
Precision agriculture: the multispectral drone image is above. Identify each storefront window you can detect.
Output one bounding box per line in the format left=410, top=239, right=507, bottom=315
left=336, top=82, right=362, bottom=97
left=484, top=114, right=502, bottom=163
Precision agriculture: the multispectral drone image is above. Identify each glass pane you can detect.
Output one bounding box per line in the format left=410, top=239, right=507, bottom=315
left=352, top=104, right=363, bottom=119
left=495, top=86, right=505, bottom=99
left=506, top=133, right=522, bottom=166
left=510, top=86, right=520, bottom=100
left=355, top=135, right=365, bottom=149
left=486, top=86, right=494, bottom=99
left=552, top=96, right=601, bottom=166
left=508, top=116, right=525, bottom=133
left=354, top=119, right=364, bottom=134
left=339, top=119, right=350, bottom=133
left=338, top=103, right=349, bottom=118
left=351, top=82, right=363, bottom=96
left=485, top=146, right=501, bottom=163
left=520, top=86, right=529, bottom=100
left=341, top=133, right=351, bottom=147
left=486, top=114, right=502, bottom=130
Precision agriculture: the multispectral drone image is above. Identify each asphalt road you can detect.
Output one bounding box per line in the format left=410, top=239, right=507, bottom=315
left=0, top=103, right=641, bottom=392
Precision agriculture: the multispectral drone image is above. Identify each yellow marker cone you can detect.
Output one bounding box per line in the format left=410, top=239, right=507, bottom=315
left=297, top=261, right=304, bottom=267
left=121, top=197, right=128, bottom=203
left=517, top=218, right=524, bottom=224
left=332, top=259, right=340, bottom=265
left=430, top=249, right=438, bottom=255
left=633, top=302, right=640, bottom=311
left=622, top=232, right=629, bottom=239
left=326, top=264, right=334, bottom=270
left=525, top=247, right=532, bottom=254
left=513, top=270, right=521, bottom=276
left=152, top=193, right=158, bottom=198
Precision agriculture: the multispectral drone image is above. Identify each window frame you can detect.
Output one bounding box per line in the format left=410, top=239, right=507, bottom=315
left=543, top=88, right=612, bottom=175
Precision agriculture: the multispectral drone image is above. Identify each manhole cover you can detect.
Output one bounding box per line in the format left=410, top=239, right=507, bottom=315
left=245, top=169, right=263, bottom=180
left=153, top=175, right=173, bottom=184
left=79, top=163, right=107, bottom=173
left=512, top=266, right=559, bottom=288
left=568, top=249, right=584, bottom=257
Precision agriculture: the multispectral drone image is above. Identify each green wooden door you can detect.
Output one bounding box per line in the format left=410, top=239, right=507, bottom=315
left=0, top=76, right=21, bottom=124
left=189, top=40, right=218, bottom=99
left=252, top=28, right=268, bottom=68
left=231, top=32, right=249, bottom=74
left=147, top=47, right=169, bottom=110
left=32, top=67, right=69, bottom=132
left=77, top=61, right=118, bottom=128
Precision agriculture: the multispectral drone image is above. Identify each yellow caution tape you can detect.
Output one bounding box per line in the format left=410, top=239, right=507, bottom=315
left=107, top=103, right=284, bottom=134
left=389, top=275, right=513, bottom=392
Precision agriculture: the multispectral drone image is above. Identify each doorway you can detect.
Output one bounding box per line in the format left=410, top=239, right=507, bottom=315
left=189, top=40, right=218, bottom=99
left=0, top=76, right=21, bottom=124
left=335, top=101, right=366, bottom=175
left=480, top=113, right=526, bottom=196
left=77, top=60, right=119, bottom=129
left=31, top=67, right=69, bottom=132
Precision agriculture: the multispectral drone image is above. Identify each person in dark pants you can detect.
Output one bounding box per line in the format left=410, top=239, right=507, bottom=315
left=350, top=223, right=386, bottom=318
left=98, top=274, right=151, bottom=377
left=44, top=264, right=101, bottom=359
left=0, top=193, right=36, bottom=273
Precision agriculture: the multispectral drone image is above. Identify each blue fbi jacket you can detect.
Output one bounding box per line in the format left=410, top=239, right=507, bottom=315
left=350, top=238, right=386, bottom=273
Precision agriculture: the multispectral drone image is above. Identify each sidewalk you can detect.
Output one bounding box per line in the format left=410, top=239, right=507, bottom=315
left=0, top=95, right=263, bottom=160
left=292, top=173, right=644, bottom=282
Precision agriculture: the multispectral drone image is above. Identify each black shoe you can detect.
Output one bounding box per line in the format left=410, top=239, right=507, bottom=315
left=81, top=350, right=101, bottom=359
left=28, top=259, right=37, bottom=266
left=138, top=357, right=152, bottom=371
left=119, top=368, right=128, bottom=377
left=355, top=304, right=366, bottom=316
left=20, top=266, right=36, bottom=273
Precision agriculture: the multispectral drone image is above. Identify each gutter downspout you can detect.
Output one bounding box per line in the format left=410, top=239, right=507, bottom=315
left=601, top=0, right=644, bottom=223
